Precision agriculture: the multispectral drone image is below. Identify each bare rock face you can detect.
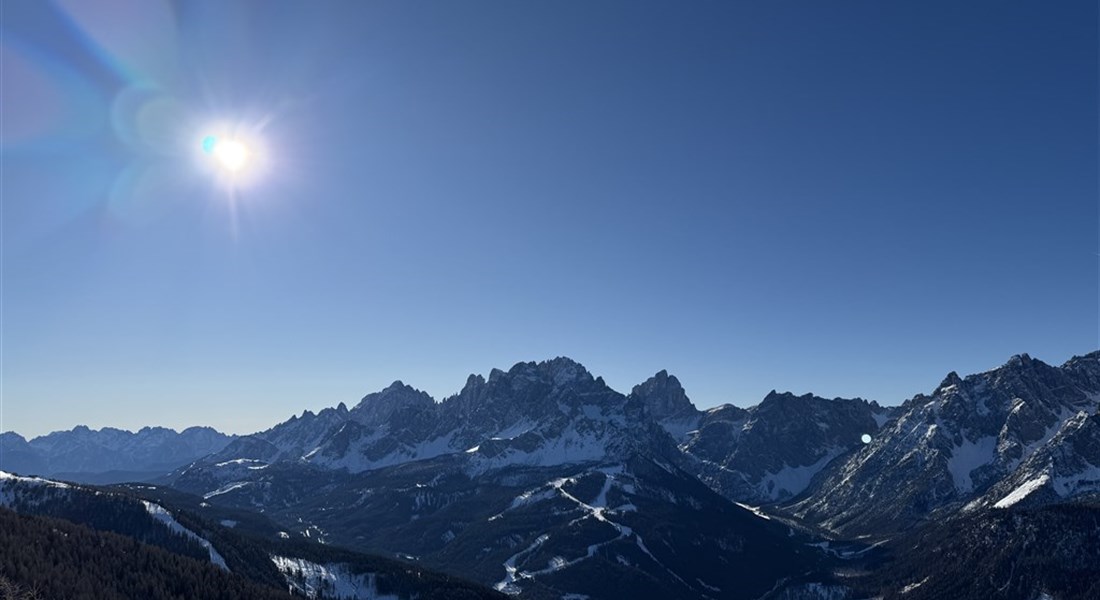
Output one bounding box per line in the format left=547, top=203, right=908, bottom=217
left=786, top=351, right=1100, bottom=536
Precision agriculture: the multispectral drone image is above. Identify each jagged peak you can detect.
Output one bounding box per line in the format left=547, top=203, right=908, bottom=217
left=758, top=390, right=871, bottom=408
left=357, top=380, right=434, bottom=402
left=935, top=371, right=964, bottom=395
left=543, top=356, right=587, bottom=371
left=631, top=369, right=696, bottom=420
left=351, top=381, right=435, bottom=421
left=490, top=357, right=596, bottom=388
left=1065, top=349, right=1100, bottom=364
left=1060, top=350, right=1100, bottom=374
left=998, top=353, right=1058, bottom=375
left=383, top=380, right=409, bottom=392
left=1007, top=353, right=1033, bottom=366
left=761, top=390, right=815, bottom=403
left=633, top=369, right=683, bottom=391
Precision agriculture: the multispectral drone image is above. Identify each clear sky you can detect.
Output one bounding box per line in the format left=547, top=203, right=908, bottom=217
left=2, top=1, right=1097, bottom=438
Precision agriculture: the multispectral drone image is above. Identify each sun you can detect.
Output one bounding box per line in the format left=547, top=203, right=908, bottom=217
left=202, top=135, right=251, bottom=172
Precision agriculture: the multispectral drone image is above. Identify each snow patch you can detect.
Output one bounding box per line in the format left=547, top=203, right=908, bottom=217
left=204, top=481, right=251, bottom=499
left=141, top=501, right=228, bottom=570
left=994, top=473, right=1050, bottom=509
left=214, top=458, right=264, bottom=468
left=758, top=451, right=840, bottom=500
left=0, top=470, right=70, bottom=490
left=271, top=556, right=397, bottom=599
left=734, top=503, right=772, bottom=520
left=946, top=436, right=997, bottom=493
left=900, top=576, right=929, bottom=593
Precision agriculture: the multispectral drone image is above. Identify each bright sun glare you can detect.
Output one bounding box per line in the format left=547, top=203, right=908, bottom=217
left=202, top=134, right=251, bottom=172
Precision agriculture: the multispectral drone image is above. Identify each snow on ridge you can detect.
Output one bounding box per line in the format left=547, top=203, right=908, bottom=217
left=0, top=471, right=75, bottom=509
left=734, top=503, right=772, bottom=520
left=508, top=487, right=558, bottom=510
left=271, top=556, right=397, bottom=600
left=141, top=501, right=228, bottom=571
left=491, top=419, right=536, bottom=441
left=994, top=473, right=1050, bottom=509
left=214, top=458, right=265, bottom=468
left=313, top=432, right=458, bottom=473
left=467, top=428, right=611, bottom=475
left=0, top=470, right=71, bottom=490
left=204, top=481, right=251, bottom=499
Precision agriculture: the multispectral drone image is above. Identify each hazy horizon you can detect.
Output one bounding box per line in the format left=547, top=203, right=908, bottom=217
left=6, top=348, right=1098, bottom=439
left=4, top=1, right=1097, bottom=438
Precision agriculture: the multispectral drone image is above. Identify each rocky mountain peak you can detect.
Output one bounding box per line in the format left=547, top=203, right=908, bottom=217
left=935, top=371, right=964, bottom=395
left=630, top=370, right=696, bottom=420
left=463, top=373, right=486, bottom=391
left=501, top=357, right=595, bottom=388
left=0, top=432, right=28, bottom=444
left=1062, top=351, right=1100, bottom=392
left=1007, top=353, right=1034, bottom=367
left=350, top=381, right=435, bottom=427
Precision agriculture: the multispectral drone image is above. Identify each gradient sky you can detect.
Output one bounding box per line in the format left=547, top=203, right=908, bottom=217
left=2, top=1, right=1097, bottom=438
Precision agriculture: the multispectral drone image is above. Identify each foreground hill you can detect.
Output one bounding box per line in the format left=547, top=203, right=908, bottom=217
left=0, top=471, right=507, bottom=600
left=0, top=507, right=293, bottom=600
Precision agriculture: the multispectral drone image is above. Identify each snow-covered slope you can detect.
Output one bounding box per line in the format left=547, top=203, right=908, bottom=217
left=271, top=556, right=397, bottom=600
left=787, top=352, right=1100, bottom=535
left=0, top=470, right=228, bottom=571
left=175, top=358, right=678, bottom=495
left=183, top=453, right=821, bottom=600
left=629, top=371, right=893, bottom=504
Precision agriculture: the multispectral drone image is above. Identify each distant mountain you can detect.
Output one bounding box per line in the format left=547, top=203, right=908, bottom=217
left=17, top=351, right=1100, bottom=599
left=183, top=359, right=893, bottom=511
left=629, top=370, right=895, bottom=504
left=178, top=358, right=677, bottom=490
left=0, top=425, right=234, bottom=482
left=165, top=358, right=831, bottom=599
left=786, top=351, right=1100, bottom=536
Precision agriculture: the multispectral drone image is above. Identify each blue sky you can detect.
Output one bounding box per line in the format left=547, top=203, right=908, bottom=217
left=3, top=1, right=1097, bottom=438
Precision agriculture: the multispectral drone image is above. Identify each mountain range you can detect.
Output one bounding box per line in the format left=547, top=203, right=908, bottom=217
left=3, top=350, right=1099, bottom=599
left=0, top=425, right=233, bottom=483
